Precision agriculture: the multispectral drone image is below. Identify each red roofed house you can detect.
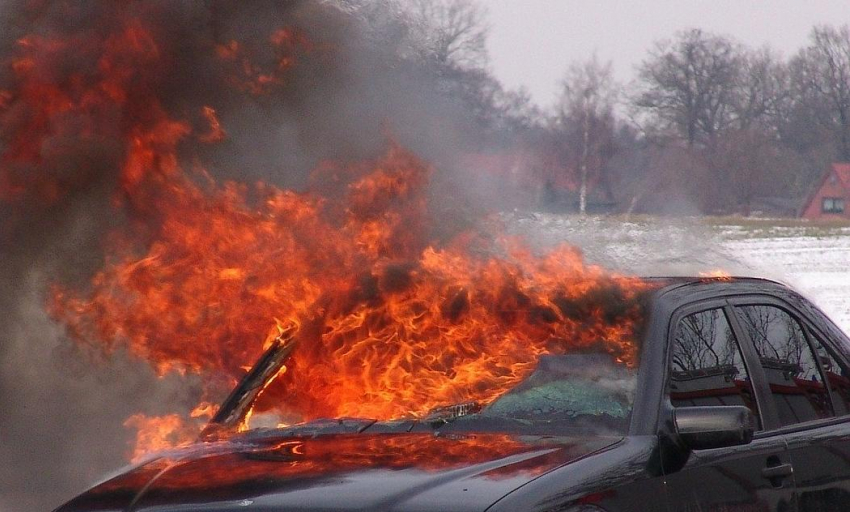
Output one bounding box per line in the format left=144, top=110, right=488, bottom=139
left=800, top=163, right=850, bottom=220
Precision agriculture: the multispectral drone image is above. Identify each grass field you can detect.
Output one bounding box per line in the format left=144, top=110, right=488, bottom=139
left=507, top=213, right=850, bottom=333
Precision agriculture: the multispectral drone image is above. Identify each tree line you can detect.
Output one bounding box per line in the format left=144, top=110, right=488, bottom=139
left=348, top=0, right=850, bottom=216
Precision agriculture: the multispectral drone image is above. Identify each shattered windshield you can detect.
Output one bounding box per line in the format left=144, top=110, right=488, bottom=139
left=209, top=288, right=656, bottom=438
left=474, top=354, right=637, bottom=433
left=221, top=351, right=641, bottom=438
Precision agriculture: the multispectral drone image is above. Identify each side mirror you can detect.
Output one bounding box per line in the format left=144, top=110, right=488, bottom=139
left=674, top=406, right=755, bottom=451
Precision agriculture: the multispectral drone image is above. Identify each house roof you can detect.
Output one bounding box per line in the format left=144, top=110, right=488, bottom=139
left=834, top=163, right=850, bottom=189
left=801, top=162, right=850, bottom=214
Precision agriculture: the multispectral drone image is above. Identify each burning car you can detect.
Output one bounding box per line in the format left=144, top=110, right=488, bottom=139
left=55, top=277, right=850, bottom=512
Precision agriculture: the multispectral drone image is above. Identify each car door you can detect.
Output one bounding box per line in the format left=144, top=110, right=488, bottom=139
left=662, top=301, right=797, bottom=512
left=729, top=297, right=850, bottom=511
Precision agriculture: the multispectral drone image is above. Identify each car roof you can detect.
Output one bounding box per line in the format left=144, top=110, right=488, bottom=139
left=641, top=276, right=810, bottom=314
left=648, top=276, right=795, bottom=300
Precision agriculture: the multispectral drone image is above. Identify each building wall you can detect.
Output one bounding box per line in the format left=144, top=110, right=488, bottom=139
left=801, top=171, right=850, bottom=220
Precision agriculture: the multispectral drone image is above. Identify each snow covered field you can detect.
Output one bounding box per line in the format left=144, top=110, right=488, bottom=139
left=507, top=213, right=850, bottom=334
left=721, top=224, right=850, bottom=333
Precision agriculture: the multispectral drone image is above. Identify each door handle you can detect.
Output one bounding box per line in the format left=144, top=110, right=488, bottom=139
left=762, top=462, right=794, bottom=480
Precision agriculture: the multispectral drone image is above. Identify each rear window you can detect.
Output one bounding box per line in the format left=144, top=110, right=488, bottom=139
left=736, top=305, right=832, bottom=426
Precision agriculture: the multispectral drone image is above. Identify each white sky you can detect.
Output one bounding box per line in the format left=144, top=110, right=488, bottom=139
left=486, top=0, right=850, bottom=107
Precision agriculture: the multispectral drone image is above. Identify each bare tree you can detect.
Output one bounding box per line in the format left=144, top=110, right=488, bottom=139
left=340, top=0, right=421, bottom=59
left=790, top=25, right=850, bottom=161
left=632, top=29, right=743, bottom=147
left=732, top=48, right=789, bottom=131
left=554, top=57, right=617, bottom=214
left=707, top=129, right=774, bottom=214
left=616, top=142, right=712, bottom=215
left=629, top=31, right=804, bottom=215
left=408, top=0, right=489, bottom=69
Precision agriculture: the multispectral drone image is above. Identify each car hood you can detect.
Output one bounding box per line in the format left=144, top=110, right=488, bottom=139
left=56, top=431, right=620, bottom=512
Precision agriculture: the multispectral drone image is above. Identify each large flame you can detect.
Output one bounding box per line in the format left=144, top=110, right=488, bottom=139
left=2, top=8, right=653, bottom=460
left=50, top=141, right=651, bottom=458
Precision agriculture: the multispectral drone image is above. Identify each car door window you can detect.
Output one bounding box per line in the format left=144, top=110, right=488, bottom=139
left=806, top=329, right=850, bottom=416
left=736, top=305, right=833, bottom=426
left=670, top=307, right=760, bottom=427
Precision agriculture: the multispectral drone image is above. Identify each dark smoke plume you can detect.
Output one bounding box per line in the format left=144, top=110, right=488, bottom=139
left=0, top=1, right=489, bottom=510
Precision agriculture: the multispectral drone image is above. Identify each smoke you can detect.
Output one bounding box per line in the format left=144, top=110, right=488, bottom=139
left=504, top=213, right=762, bottom=277
left=0, top=1, right=496, bottom=510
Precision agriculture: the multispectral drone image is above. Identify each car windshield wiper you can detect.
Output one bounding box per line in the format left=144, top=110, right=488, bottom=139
left=263, top=402, right=484, bottom=437
left=203, top=325, right=299, bottom=435
left=251, top=417, right=379, bottom=438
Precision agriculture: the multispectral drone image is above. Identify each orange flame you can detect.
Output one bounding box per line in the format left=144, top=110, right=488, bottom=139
left=199, top=106, right=226, bottom=144
left=51, top=144, right=652, bottom=456
left=214, top=27, right=320, bottom=95
left=699, top=269, right=733, bottom=281
left=122, top=414, right=199, bottom=462
left=2, top=13, right=652, bottom=460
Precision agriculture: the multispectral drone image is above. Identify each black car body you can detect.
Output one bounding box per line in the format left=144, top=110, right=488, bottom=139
left=56, top=278, right=850, bottom=511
